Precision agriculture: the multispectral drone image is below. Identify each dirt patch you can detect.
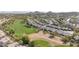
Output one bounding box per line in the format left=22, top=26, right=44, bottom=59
left=28, top=31, right=64, bottom=46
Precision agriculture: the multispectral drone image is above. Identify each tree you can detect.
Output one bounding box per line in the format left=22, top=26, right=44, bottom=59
left=9, top=29, right=15, bottom=35
left=62, top=36, right=73, bottom=43
left=20, top=36, right=29, bottom=45
left=29, top=41, right=34, bottom=47
left=71, top=16, right=77, bottom=29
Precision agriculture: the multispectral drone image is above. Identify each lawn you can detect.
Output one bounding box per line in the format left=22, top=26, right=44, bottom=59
left=30, top=39, right=51, bottom=47
left=55, top=45, right=71, bottom=47
left=5, top=19, right=38, bottom=37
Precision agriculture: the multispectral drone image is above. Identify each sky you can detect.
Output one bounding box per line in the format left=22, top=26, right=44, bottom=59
left=0, top=0, right=79, bottom=12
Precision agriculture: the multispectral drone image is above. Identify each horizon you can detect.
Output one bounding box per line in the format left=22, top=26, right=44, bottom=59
left=0, top=11, right=79, bottom=13
left=0, top=0, right=78, bottom=12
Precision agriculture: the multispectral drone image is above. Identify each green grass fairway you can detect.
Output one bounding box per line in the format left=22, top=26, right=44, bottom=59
left=30, top=39, right=51, bottom=47
left=6, top=19, right=38, bottom=37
